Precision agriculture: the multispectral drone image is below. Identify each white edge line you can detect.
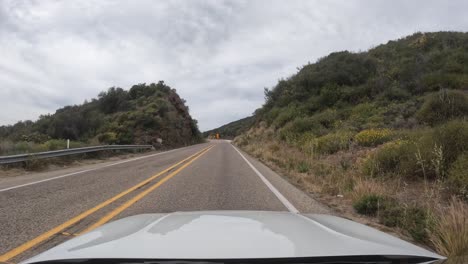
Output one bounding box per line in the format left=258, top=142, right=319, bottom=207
left=231, top=144, right=299, bottom=213
left=0, top=145, right=202, bottom=193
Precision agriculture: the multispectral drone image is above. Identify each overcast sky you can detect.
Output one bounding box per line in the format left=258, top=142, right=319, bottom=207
left=1, top=0, right=467, bottom=131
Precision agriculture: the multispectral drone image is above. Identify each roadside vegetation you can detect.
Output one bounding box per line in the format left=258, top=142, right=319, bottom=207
left=232, top=32, right=468, bottom=256
left=0, top=82, right=203, bottom=170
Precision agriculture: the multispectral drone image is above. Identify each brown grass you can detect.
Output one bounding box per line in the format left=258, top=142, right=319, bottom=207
left=235, top=128, right=468, bottom=256
left=431, top=198, right=468, bottom=257
left=351, top=177, right=390, bottom=202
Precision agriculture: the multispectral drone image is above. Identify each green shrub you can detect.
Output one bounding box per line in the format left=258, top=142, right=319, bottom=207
left=312, top=109, right=339, bottom=130
left=355, top=128, right=394, bottom=147
left=363, top=123, right=468, bottom=180
left=362, top=140, right=416, bottom=178
left=98, top=132, right=118, bottom=144
left=402, top=206, right=432, bottom=242
left=278, top=125, right=300, bottom=145
left=378, top=201, right=404, bottom=227
left=288, top=117, right=317, bottom=134
left=417, top=90, right=468, bottom=126
left=13, top=141, right=33, bottom=153
left=353, top=194, right=385, bottom=216
left=312, top=131, right=354, bottom=155
left=376, top=200, right=432, bottom=243
left=273, top=106, right=300, bottom=128
left=44, top=139, right=67, bottom=150
left=297, top=161, right=310, bottom=173
left=432, top=120, right=468, bottom=168
left=447, top=154, right=468, bottom=198
left=348, top=103, right=384, bottom=129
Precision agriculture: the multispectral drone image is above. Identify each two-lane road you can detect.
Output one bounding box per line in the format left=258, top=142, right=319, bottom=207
left=0, top=141, right=329, bottom=263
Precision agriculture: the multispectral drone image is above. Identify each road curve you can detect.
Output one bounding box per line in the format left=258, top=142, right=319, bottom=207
left=0, top=141, right=329, bottom=263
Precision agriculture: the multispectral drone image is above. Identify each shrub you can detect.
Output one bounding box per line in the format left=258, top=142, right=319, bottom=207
left=348, top=103, right=384, bottom=129
left=378, top=201, right=404, bottom=227
left=432, top=120, right=468, bottom=169
left=23, top=156, right=47, bottom=171
left=311, top=109, right=339, bottom=130
left=312, top=131, right=354, bottom=155
left=417, top=90, right=468, bottom=126
left=297, top=161, right=310, bottom=173
left=355, top=128, right=394, bottom=147
left=362, top=140, right=415, bottom=178
left=273, top=106, right=300, bottom=128
left=352, top=193, right=433, bottom=243
left=446, top=154, right=468, bottom=198
left=288, top=117, right=317, bottom=134
left=14, top=141, right=33, bottom=153
left=353, top=194, right=385, bottom=216
left=44, top=139, right=67, bottom=150
left=362, top=127, right=467, bottom=180
left=403, top=206, right=432, bottom=242
left=98, top=132, right=118, bottom=144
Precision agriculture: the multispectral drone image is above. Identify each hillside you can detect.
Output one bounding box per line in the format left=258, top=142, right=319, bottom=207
left=0, top=81, right=203, bottom=155
left=203, top=116, right=254, bottom=139
left=234, top=32, right=468, bottom=256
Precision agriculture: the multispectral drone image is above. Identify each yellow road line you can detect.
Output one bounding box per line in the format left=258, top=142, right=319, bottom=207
left=80, top=145, right=214, bottom=233
left=0, top=145, right=212, bottom=262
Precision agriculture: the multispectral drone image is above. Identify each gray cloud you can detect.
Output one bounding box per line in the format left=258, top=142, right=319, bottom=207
left=0, top=0, right=467, bottom=131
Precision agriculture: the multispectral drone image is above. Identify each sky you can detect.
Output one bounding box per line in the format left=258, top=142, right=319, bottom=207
left=0, top=0, right=467, bottom=131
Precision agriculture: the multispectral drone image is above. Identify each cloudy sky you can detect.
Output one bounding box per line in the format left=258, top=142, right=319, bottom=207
left=0, top=0, right=467, bottom=131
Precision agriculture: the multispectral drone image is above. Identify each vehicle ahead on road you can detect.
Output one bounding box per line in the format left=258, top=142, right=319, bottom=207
left=23, top=211, right=444, bottom=264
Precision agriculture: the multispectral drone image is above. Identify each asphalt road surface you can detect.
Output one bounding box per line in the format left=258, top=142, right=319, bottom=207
left=0, top=141, right=330, bottom=263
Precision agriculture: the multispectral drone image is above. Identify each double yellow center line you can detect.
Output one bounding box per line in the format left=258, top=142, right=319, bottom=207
left=0, top=145, right=214, bottom=262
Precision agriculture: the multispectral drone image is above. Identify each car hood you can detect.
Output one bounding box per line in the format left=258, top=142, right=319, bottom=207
left=24, top=211, right=444, bottom=263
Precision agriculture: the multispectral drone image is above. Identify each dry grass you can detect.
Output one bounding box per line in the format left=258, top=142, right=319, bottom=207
left=431, top=198, right=468, bottom=257
left=235, top=129, right=468, bottom=256
left=351, top=177, right=390, bottom=202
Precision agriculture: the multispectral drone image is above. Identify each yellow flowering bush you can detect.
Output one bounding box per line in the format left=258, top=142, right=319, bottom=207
left=355, top=128, right=393, bottom=147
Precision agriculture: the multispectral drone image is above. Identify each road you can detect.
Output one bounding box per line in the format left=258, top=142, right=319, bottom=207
left=0, top=141, right=330, bottom=263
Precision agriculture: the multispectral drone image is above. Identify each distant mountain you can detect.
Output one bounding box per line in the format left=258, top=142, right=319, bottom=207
left=0, top=81, right=203, bottom=148
left=203, top=116, right=254, bottom=139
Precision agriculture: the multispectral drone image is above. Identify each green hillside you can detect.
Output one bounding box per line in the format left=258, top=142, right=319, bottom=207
left=203, top=116, right=254, bottom=139
left=0, top=81, right=203, bottom=155
left=234, top=32, right=468, bottom=256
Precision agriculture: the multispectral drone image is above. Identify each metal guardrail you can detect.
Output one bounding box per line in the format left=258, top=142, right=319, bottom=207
left=0, top=145, right=154, bottom=164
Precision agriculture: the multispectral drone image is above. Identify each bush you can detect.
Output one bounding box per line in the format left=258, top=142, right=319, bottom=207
left=362, top=140, right=416, bottom=178
left=348, top=103, right=384, bottom=129
left=432, top=120, right=468, bottom=168
left=44, top=139, right=67, bottom=150
left=312, top=131, right=354, bottom=155
left=288, top=117, right=317, bottom=134
left=417, top=90, right=468, bottom=126
left=447, top=154, right=468, bottom=198
left=98, top=132, right=118, bottom=144
left=403, top=206, right=432, bottom=243
left=364, top=122, right=468, bottom=180
left=353, top=194, right=433, bottom=243
left=355, top=128, right=394, bottom=147
left=297, top=161, right=310, bottom=173
left=353, top=194, right=385, bottom=216
left=378, top=201, right=404, bottom=227
left=273, top=106, right=300, bottom=128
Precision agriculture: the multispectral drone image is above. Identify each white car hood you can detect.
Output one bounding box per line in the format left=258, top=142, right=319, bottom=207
left=24, top=211, right=443, bottom=263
